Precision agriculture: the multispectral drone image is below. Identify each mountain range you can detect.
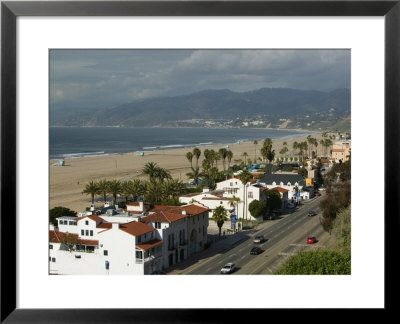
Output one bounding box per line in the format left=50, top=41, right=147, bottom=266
left=50, top=87, right=351, bottom=129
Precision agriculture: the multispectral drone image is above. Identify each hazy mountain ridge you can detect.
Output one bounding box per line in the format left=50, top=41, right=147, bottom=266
left=50, top=87, right=350, bottom=129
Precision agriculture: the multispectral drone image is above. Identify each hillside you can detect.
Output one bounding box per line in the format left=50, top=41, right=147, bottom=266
left=50, top=87, right=351, bottom=130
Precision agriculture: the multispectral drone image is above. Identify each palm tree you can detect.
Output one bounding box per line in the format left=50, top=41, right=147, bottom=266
left=186, top=152, right=193, bottom=168
left=229, top=195, right=240, bottom=218
left=212, top=205, right=229, bottom=237
left=226, top=150, right=233, bottom=170
left=107, top=179, right=122, bottom=206
left=218, top=148, right=228, bottom=172
left=242, top=152, right=249, bottom=166
left=82, top=180, right=99, bottom=205
left=293, top=141, right=299, bottom=157
left=145, top=179, right=164, bottom=204
left=161, top=178, right=185, bottom=201
left=186, top=167, right=202, bottom=186
left=153, top=167, right=171, bottom=182
left=142, top=162, right=159, bottom=180
left=253, top=140, right=258, bottom=161
left=192, top=148, right=201, bottom=169
left=97, top=179, right=109, bottom=203
left=121, top=180, right=133, bottom=203
left=307, top=135, right=313, bottom=158
left=237, top=169, right=253, bottom=220
left=266, top=149, right=275, bottom=164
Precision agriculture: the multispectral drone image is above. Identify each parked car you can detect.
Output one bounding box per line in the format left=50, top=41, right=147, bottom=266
left=250, top=247, right=263, bottom=255
left=308, top=211, right=317, bottom=217
left=287, top=203, right=295, bottom=209
left=253, top=235, right=265, bottom=244
left=220, top=263, right=235, bottom=274
left=307, top=236, right=316, bottom=244
left=314, top=192, right=321, bottom=197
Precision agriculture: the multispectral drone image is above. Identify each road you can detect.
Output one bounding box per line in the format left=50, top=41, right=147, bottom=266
left=182, top=194, right=334, bottom=275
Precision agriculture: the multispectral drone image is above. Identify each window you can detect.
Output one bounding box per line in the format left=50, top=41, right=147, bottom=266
left=104, top=250, right=108, bottom=256
left=90, top=230, right=93, bottom=236
left=81, top=230, right=84, bottom=236
left=51, top=258, right=56, bottom=262
left=248, top=192, right=253, bottom=198
left=155, top=222, right=161, bottom=229
left=85, top=220, right=89, bottom=225
left=49, top=244, right=53, bottom=249
left=85, top=230, right=89, bottom=236
left=138, top=236, right=141, bottom=243
left=49, top=257, right=51, bottom=261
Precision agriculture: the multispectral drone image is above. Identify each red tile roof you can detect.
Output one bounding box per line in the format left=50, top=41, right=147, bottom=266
left=75, top=215, right=104, bottom=222
left=141, top=211, right=186, bottom=224
left=119, top=221, right=155, bottom=237
left=136, top=239, right=163, bottom=251
left=271, top=187, right=289, bottom=193
left=49, top=230, right=99, bottom=246
left=150, top=204, right=208, bottom=216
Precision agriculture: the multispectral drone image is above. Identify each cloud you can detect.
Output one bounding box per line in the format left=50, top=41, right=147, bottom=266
left=50, top=49, right=350, bottom=111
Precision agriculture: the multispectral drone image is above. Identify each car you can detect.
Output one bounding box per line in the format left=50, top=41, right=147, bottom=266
left=308, top=211, right=317, bottom=217
left=287, top=203, right=295, bottom=209
left=318, top=187, right=326, bottom=191
left=307, top=236, right=316, bottom=244
left=220, top=263, right=235, bottom=274
left=253, top=235, right=265, bottom=243
left=250, top=247, right=262, bottom=255
left=314, top=192, right=321, bottom=197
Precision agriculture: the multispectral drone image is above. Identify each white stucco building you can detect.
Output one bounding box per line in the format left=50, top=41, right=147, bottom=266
left=49, top=203, right=209, bottom=275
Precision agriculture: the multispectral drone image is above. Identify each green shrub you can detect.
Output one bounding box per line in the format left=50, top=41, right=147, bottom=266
left=275, top=250, right=351, bottom=275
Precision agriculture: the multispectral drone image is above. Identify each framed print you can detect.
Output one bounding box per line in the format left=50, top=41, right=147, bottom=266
left=1, top=0, right=398, bottom=322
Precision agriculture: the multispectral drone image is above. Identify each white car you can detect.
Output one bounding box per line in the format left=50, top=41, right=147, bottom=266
left=220, top=263, right=235, bottom=274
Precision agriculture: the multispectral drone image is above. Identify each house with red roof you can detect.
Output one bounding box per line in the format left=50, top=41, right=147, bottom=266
left=49, top=214, right=163, bottom=275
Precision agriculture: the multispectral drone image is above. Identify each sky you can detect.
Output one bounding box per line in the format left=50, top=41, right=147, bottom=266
left=50, top=49, right=351, bottom=111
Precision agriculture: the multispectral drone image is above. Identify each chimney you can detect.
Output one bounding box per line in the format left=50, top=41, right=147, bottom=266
left=182, top=210, right=187, bottom=215
left=112, top=223, right=119, bottom=230
left=139, top=201, right=144, bottom=211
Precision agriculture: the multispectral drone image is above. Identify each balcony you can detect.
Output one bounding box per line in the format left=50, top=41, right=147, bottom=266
left=179, top=239, right=187, bottom=246
left=135, top=254, right=162, bottom=264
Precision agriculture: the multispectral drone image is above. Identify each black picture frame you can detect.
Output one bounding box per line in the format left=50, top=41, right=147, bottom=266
left=1, top=1, right=398, bottom=322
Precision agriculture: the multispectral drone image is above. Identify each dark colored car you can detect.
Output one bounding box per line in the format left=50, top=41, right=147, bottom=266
left=250, top=247, right=263, bottom=255
left=307, top=236, right=316, bottom=244
left=308, top=211, right=317, bottom=217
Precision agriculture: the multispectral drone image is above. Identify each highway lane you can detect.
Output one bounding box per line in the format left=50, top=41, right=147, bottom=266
left=185, top=195, right=325, bottom=275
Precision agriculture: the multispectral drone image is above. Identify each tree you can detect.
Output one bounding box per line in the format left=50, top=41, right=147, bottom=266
left=59, top=233, right=81, bottom=253
left=266, top=149, right=275, bottom=164
left=253, top=140, right=258, bottom=161
left=82, top=180, right=99, bottom=204
left=107, top=179, right=122, bottom=205
left=212, top=205, right=229, bottom=236
left=49, top=206, right=77, bottom=227
left=226, top=150, right=233, bottom=170
left=266, top=189, right=282, bottom=212
left=218, top=148, right=228, bottom=172
left=237, top=169, right=253, bottom=220
left=186, top=167, right=202, bottom=186
left=242, top=152, right=249, bottom=166
left=97, top=179, right=109, bottom=203
left=186, top=152, right=193, bottom=167
left=142, top=162, right=159, bottom=180
left=192, top=148, right=201, bottom=169
left=248, top=200, right=267, bottom=219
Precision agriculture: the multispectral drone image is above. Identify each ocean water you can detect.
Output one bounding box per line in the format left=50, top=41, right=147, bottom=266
left=49, top=127, right=307, bottom=160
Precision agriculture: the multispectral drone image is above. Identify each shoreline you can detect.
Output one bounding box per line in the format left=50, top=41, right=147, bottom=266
left=49, top=127, right=318, bottom=163
left=50, top=131, right=326, bottom=212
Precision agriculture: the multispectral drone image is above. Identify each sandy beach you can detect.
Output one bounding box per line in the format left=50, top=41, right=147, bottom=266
left=50, top=130, right=325, bottom=212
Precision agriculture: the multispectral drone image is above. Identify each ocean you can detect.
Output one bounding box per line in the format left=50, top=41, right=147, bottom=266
left=49, top=127, right=308, bottom=160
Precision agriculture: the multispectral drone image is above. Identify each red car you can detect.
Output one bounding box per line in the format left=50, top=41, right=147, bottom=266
left=315, top=192, right=321, bottom=197
left=308, top=211, right=317, bottom=217
left=307, top=236, right=316, bottom=244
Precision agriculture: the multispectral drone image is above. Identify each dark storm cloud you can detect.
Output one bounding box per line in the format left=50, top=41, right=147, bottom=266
left=50, top=49, right=350, bottom=110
